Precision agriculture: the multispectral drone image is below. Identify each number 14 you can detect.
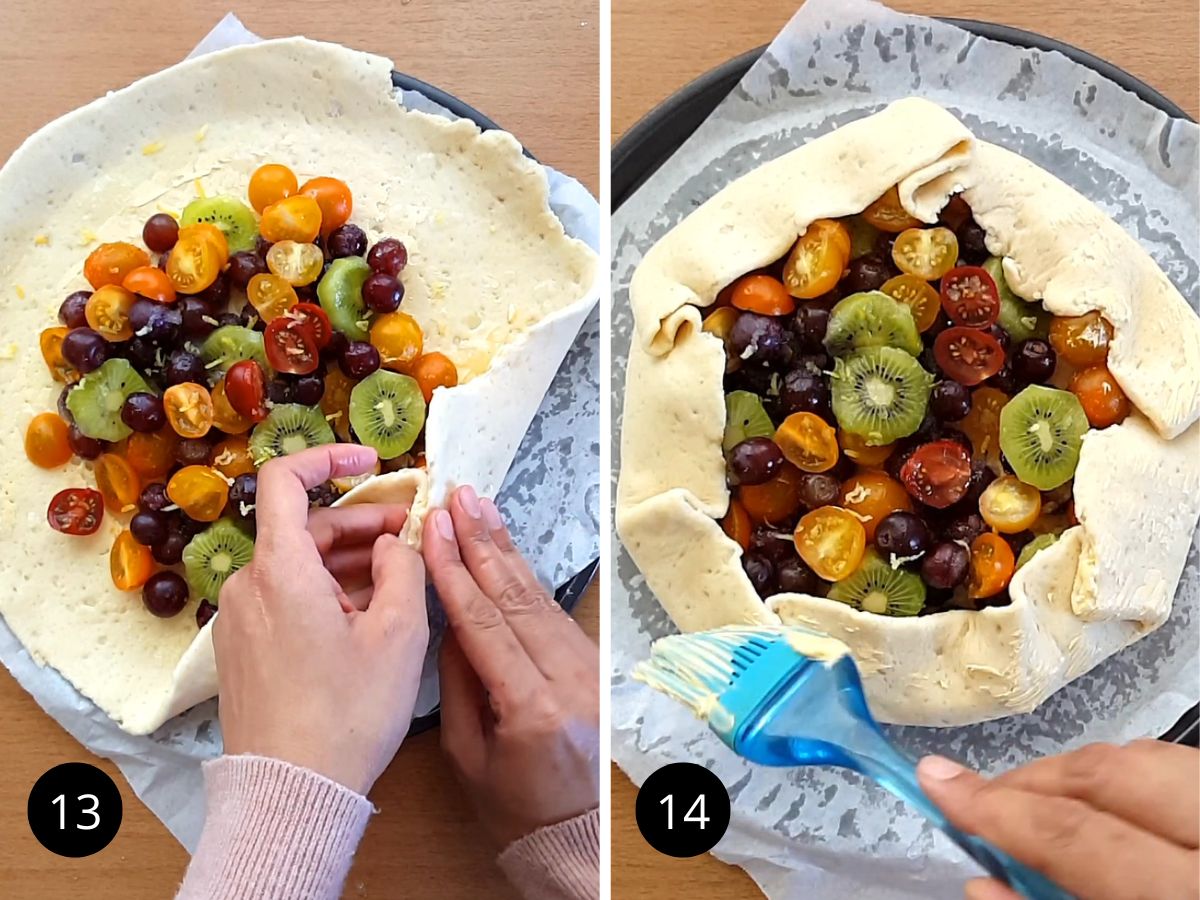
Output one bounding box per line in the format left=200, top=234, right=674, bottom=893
left=659, top=793, right=710, bottom=830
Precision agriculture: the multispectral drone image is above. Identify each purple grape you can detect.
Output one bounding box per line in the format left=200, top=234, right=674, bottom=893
left=942, top=511, right=986, bottom=545
left=125, top=336, right=160, bottom=371
left=728, top=437, right=784, bottom=486
left=58, top=291, right=91, bottom=329
left=240, top=303, right=267, bottom=331
left=362, top=272, right=405, bottom=313
left=730, top=313, right=793, bottom=368
left=152, top=531, right=187, bottom=566
left=142, top=214, right=179, bottom=253
left=216, top=312, right=242, bottom=328
left=960, top=459, right=997, bottom=507
left=1012, top=338, right=1056, bottom=385
left=781, top=369, right=831, bottom=418
left=792, top=351, right=831, bottom=377
left=180, top=297, right=218, bottom=339
left=990, top=361, right=1018, bottom=395
left=930, top=380, right=971, bottom=421
left=67, top=425, right=103, bottom=460
left=193, top=273, right=231, bottom=308
left=293, top=375, right=325, bottom=405
left=322, top=331, right=350, bottom=365
left=164, top=350, right=207, bottom=386
left=130, top=510, right=169, bottom=547
left=228, top=252, right=268, bottom=291
left=792, top=305, right=830, bottom=351
left=266, top=379, right=296, bottom=404
left=195, top=600, right=218, bottom=629
left=749, top=527, right=794, bottom=563
left=367, top=238, right=408, bottom=275
left=174, top=437, right=213, bottom=467
left=796, top=472, right=841, bottom=510
left=874, top=511, right=932, bottom=560
left=742, top=552, right=776, bottom=598
left=139, top=482, right=170, bottom=512
left=777, top=557, right=821, bottom=594
left=229, top=473, right=257, bottom=511
left=957, top=220, right=989, bottom=264
left=173, top=514, right=207, bottom=538
left=129, top=299, right=181, bottom=345
left=843, top=255, right=892, bottom=293
left=985, top=324, right=1010, bottom=353
left=61, top=328, right=109, bottom=373
left=921, top=541, right=970, bottom=589
left=326, top=223, right=367, bottom=259
left=121, top=392, right=166, bottom=433
left=143, top=571, right=189, bottom=618
left=339, top=341, right=381, bottom=378
left=255, top=236, right=273, bottom=261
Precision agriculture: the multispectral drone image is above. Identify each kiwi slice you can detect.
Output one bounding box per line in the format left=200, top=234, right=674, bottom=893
left=249, top=404, right=336, bottom=465
left=831, top=347, right=933, bottom=446
left=723, top=390, right=774, bottom=452
left=828, top=550, right=926, bottom=616
left=180, top=196, right=259, bottom=254
left=183, top=518, right=255, bottom=601
left=318, top=257, right=373, bottom=341
left=1016, top=533, right=1060, bottom=571
left=999, top=385, right=1088, bottom=490
left=349, top=370, right=426, bottom=459
left=67, top=358, right=154, bottom=441
left=986, top=257, right=1050, bottom=342
left=199, top=325, right=269, bottom=378
left=824, top=291, right=922, bottom=358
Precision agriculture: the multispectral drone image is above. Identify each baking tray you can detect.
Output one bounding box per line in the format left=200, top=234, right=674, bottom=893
left=610, top=23, right=1198, bottom=747
left=391, top=70, right=597, bottom=735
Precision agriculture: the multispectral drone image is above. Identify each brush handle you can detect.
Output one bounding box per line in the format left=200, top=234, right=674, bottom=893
left=850, top=736, right=1074, bottom=900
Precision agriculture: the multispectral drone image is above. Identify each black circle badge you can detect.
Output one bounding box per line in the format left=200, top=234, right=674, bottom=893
left=635, top=762, right=731, bottom=857
left=27, top=763, right=123, bottom=857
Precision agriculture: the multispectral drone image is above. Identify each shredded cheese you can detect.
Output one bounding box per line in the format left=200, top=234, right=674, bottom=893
left=80, top=229, right=97, bottom=246
left=193, top=178, right=206, bottom=198
left=33, top=234, right=49, bottom=246
left=141, top=141, right=165, bottom=156
left=194, top=124, right=210, bottom=142
left=14, top=285, right=25, bottom=299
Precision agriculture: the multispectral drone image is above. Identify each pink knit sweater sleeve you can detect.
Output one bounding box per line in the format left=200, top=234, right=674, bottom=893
left=498, top=808, right=601, bottom=900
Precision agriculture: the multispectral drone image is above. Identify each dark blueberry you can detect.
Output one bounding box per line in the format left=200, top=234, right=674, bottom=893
left=180, top=297, right=218, bottom=339
left=194, top=273, right=231, bottom=308
left=142, top=214, right=179, bottom=253
left=61, top=327, right=109, bottom=373
left=941, top=427, right=973, bottom=453
left=58, top=291, right=92, bottom=329
left=216, top=312, right=243, bottom=328
left=195, top=599, right=218, bottom=629
left=728, top=437, right=784, bottom=486
left=792, top=304, right=831, bottom=351
left=240, top=303, right=267, bottom=331
left=874, top=511, right=932, bottom=560
left=960, top=459, right=997, bottom=507
left=989, top=361, right=1018, bottom=395
left=367, top=238, right=408, bottom=275
left=126, top=335, right=160, bottom=371
left=130, top=510, right=169, bottom=547
left=139, top=482, right=170, bottom=512
left=929, top=380, right=971, bottom=421
left=175, top=437, right=213, bottom=467
left=796, top=472, right=841, bottom=510
left=293, top=375, right=325, bottom=406
left=872, top=232, right=898, bottom=261
left=339, top=341, right=381, bottom=378
left=1012, top=338, right=1056, bottom=385
left=362, top=272, right=405, bottom=313
left=228, top=252, right=268, bottom=291
left=152, top=531, right=187, bottom=566
left=142, top=571, right=189, bottom=618
left=57, top=385, right=74, bottom=423
left=266, top=378, right=296, bottom=404
left=306, top=483, right=338, bottom=508
left=791, top=352, right=831, bottom=377
left=67, top=425, right=104, bottom=460
left=780, top=369, right=831, bottom=418
left=921, top=541, right=971, bottom=589
left=322, top=331, right=350, bottom=365
left=129, top=299, right=182, bottom=345
left=255, top=235, right=273, bottom=261
left=843, top=255, right=892, bottom=294
left=326, top=223, right=368, bottom=259
left=956, top=219, right=989, bottom=264
left=173, top=514, right=207, bottom=538
left=121, top=392, right=166, bottom=433
left=942, top=511, right=987, bottom=545
left=742, top=552, right=776, bottom=598
left=730, top=313, right=793, bottom=368
left=228, top=473, right=257, bottom=512
left=165, top=350, right=207, bottom=386
left=985, top=324, right=1010, bottom=352
left=749, top=527, right=794, bottom=563
left=294, top=282, right=319, bottom=303
left=926, top=311, right=953, bottom=340
left=776, top=556, right=821, bottom=595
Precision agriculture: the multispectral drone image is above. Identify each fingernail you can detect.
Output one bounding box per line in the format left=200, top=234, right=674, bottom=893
left=918, top=755, right=965, bottom=781
left=481, top=498, right=503, bottom=531
left=459, top=485, right=481, bottom=518
left=435, top=509, right=455, bottom=541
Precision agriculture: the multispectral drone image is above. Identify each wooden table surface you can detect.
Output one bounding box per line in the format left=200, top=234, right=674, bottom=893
left=0, top=2, right=597, bottom=898
left=611, top=1, right=1199, bottom=897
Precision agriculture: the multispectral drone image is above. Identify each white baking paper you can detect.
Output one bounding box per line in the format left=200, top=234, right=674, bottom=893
left=0, top=12, right=599, bottom=850
left=611, top=1, right=1199, bottom=896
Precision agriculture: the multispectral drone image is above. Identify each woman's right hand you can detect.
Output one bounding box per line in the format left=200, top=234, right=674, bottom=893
left=422, top=486, right=600, bottom=849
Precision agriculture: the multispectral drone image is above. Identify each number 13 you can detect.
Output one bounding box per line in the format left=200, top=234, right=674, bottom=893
left=51, top=794, right=100, bottom=831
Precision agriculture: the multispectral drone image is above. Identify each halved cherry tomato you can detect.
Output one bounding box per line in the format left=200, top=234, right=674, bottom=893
left=413, top=352, right=459, bottom=403
left=211, top=378, right=253, bottom=435
left=892, top=227, right=959, bottom=280
left=739, top=463, right=803, bottom=525
left=714, top=282, right=736, bottom=308
left=782, top=219, right=850, bottom=299
left=178, top=223, right=230, bottom=268
left=123, top=429, right=178, bottom=479
left=167, top=465, right=229, bottom=522
left=730, top=274, right=795, bottom=316
left=940, top=266, right=999, bottom=328
left=899, top=440, right=972, bottom=509
left=979, top=475, right=1042, bottom=533
left=299, top=176, right=353, bottom=236
left=210, top=435, right=257, bottom=478
left=164, top=382, right=214, bottom=439
left=247, top=273, right=299, bottom=322
left=774, top=412, right=839, bottom=473
left=702, top=306, right=742, bottom=373
left=225, top=360, right=268, bottom=422
left=94, top=452, right=141, bottom=512
left=968, top=532, right=1016, bottom=599
left=122, top=265, right=177, bottom=304
left=839, top=428, right=893, bottom=467
left=83, top=242, right=151, bottom=289
left=248, top=163, right=298, bottom=213
left=721, top=499, right=753, bottom=550
left=111, top=529, right=154, bottom=591
left=266, top=240, right=325, bottom=286
left=934, top=326, right=1005, bottom=386
left=320, top=368, right=355, bottom=440
left=793, top=506, right=867, bottom=581
left=862, top=186, right=921, bottom=233
left=167, top=233, right=221, bottom=295
left=260, top=194, right=322, bottom=243
left=86, top=285, right=136, bottom=341
left=959, top=386, right=1008, bottom=474
left=40, top=326, right=76, bottom=382
left=840, top=470, right=912, bottom=540
left=284, top=302, right=332, bottom=349
left=47, top=487, right=104, bottom=535
left=1049, top=312, right=1113, bottom=367
left=25, top=413, right=72, bottom=468
left=371, top=311, right=424, bottom=373
left=881, top=274, right=940, bottom=332
left=1069, top=365, right=1129, bottom=428
left=264, top=316, right=319, bottom=374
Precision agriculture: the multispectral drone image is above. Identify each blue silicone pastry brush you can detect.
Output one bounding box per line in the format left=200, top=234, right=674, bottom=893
left=633, top=625, right=1073, bottom=900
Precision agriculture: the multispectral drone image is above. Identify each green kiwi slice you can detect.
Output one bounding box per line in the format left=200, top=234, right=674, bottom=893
left=317, top=257, right=373, bottom=341
left=66, top=358, right=154, bottom=441
left=180, top=196, right=259, bottom=254
left=723, top=390, right=774, bottom=452
left=1016, top=533, right=1060, bottom=571
left=998, top=385, right=1088, bottom=490
left=248, top=404, right=336, bottom=465
left=831, top=347, right=933, bottom=446
left=199, top=325, right=269, bottom=379
left=828, top=550, right=926, bottom=616
left=824, top=291, right=922, bottom=358
left=349, top=370, right=426, bottom=459
left=182, top=518, right=255, bottom=601
left=986, top=257, right=1050, bottom=342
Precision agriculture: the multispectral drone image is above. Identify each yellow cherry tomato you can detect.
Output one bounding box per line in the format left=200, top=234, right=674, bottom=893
left=248, top=163, right=298, bottom=213
left=260, top=194, right=322, bottom=243
left=370, top=311, right=424, bottom=373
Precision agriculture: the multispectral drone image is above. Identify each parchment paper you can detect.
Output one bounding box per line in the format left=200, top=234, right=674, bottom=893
left=611, top=1, right=1199, bottom=896
left=0, top=13, right=599, bottom=851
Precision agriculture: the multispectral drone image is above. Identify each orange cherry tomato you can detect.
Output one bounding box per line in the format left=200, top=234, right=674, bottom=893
left=881, top=274, right=940, bottom=332
left=83, top=242, right=151, bottom=289
left=892, top=227, right=959, bottom=280
left=840, top=470, right=912, bottom=540
left=371, top=311, right=424, bottom=373
left=164, top=382, right=214, bottom=439
left=86, top=285, right=136, bottom=341
left=266, top=241, right=324, bottom=286
left=413, top=352, right=459, bottom=403
left=25, top=413, right=72, bottom=468
left=320, top=368, right=355, bottom=440
left=862, top=186, right=922, bottom=233
left=110, top=529, right=154, bottom=591
left=1048, top=312, right=1113, bottom=368
left=959, top=386, right=1009, bottom=475
left=721, top=499, right=753, bottom=550
left=774, top=412, right=840, bottom=473
left=40, top=326, right=76, bottom=382
left=167, top=233, right=221, bottom=295
left=714, top=282, right=736, bottom=308
left=167, top=466, right=230, bottom=522
left=299, top=176, right=352, bottom=236
left=123, top=429, right=178, bottom=480
left=738, top=463, right=804, bottom=525
left=938, top=194, right=972, bottom=231
left=782, top=219, right=850, bottom=299
left=260, top=194, right=322, bottom=243
left=702, top=306, right=742, bottom=373
left=793, top=506, right=867, bottom=581
left=839, top=429, right=893, bottom=467
left=178, top=223, right=230, bottom=268
left=979, top=475, right=1042, bottom=533
left=248, top=163, right=298, bottom=213
left=1069, top=365, right=1130, bottom=428
left=730, top=274, right=795, bottom=316
left=210, top=435, right=257, bottom=478
left=122, top=266, right=177, bottom=304
left=210, top=379, right=252, bottom=435
left=246, top=273, right=299, bottom=322
left=968, top=532, right=1016, bottom=599
left=94, top=452, right=141, bottom=512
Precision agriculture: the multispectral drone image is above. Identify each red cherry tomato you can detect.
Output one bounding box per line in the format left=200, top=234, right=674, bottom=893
left=284, top=302, right=333, bottom=349
left=940, top=266, right=1000, bottom=328
left=899, top=440, right=972, bottom=508
left=225, top=360, right=268, bottom=422
left=264, top=316, right=319, bottom=374
left=933, top=326, right=1006, bottom=386
left=47, top=487, right=105, bottom=536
